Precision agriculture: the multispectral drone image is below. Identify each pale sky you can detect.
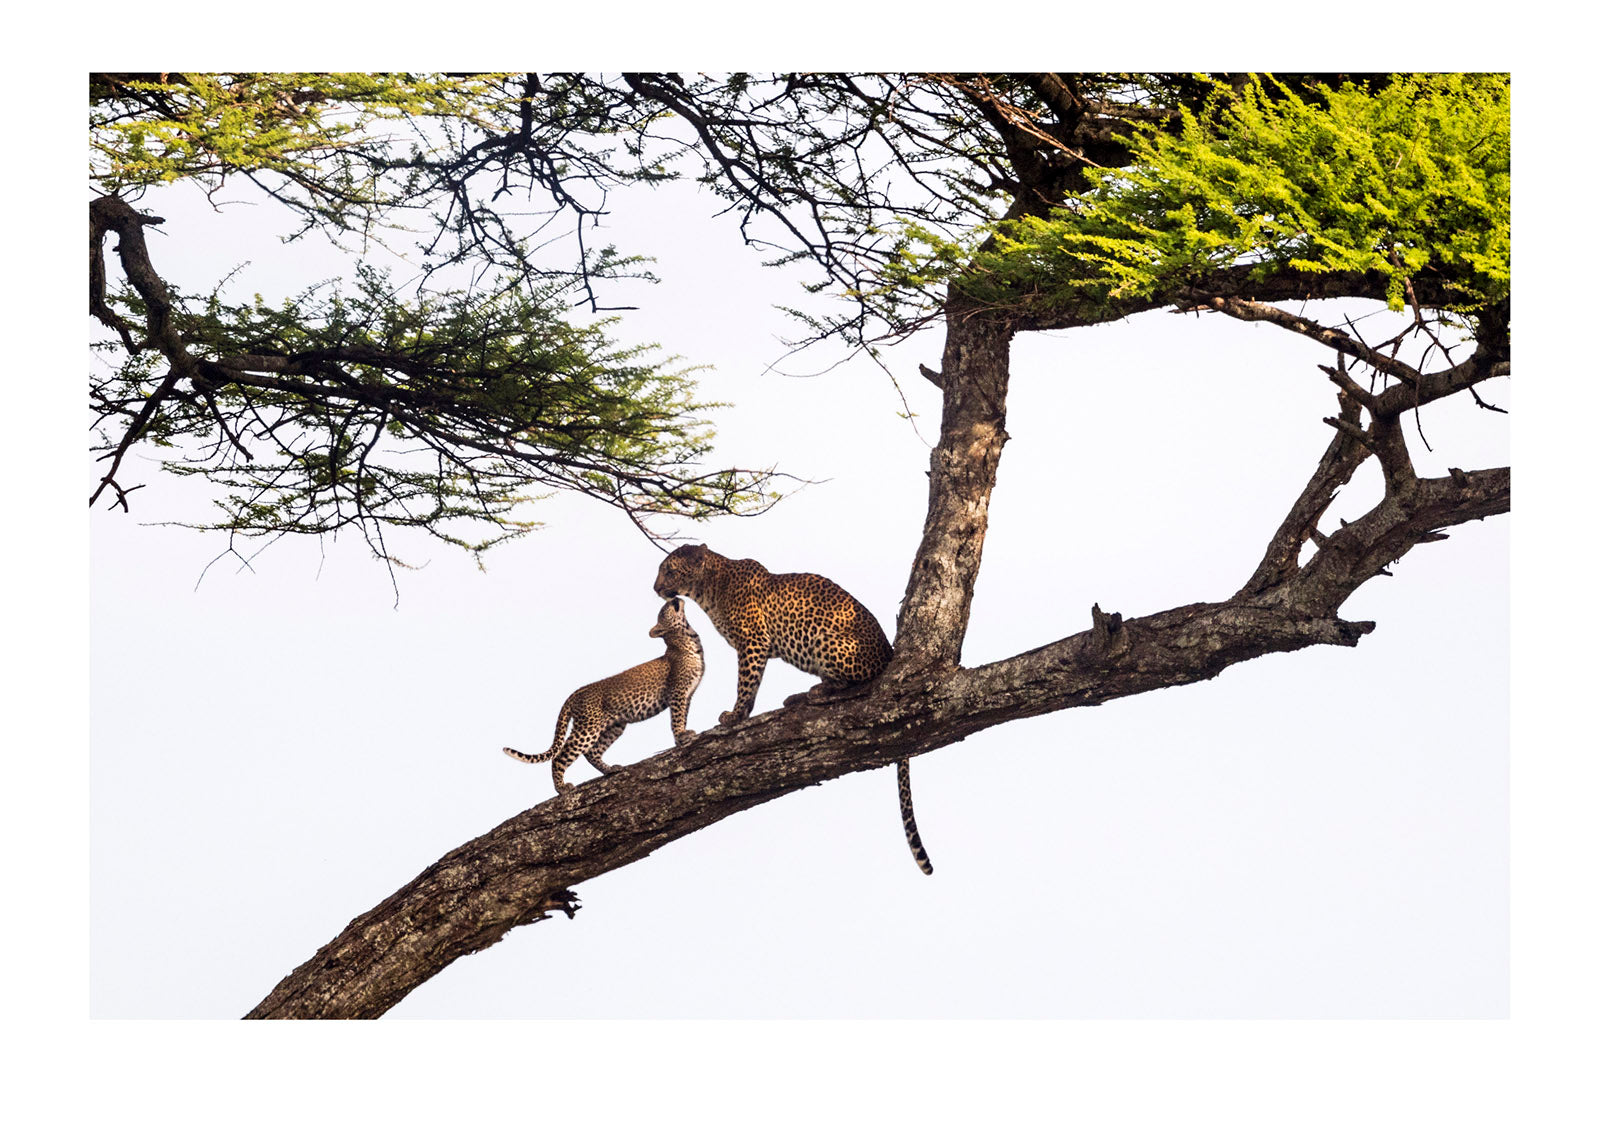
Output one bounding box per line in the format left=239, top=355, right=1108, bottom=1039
left=89, top=165, right=1511, bottom=1022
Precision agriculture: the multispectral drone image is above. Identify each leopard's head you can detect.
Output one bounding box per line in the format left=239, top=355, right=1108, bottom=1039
left=653, top=544, right=714, bottom=600
left=649, top=596, right=689, bottom=638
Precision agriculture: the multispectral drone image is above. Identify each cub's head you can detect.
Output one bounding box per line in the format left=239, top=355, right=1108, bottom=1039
left=654, top=543, right=714, bottom=599
left=649, top=596, right=689, bottom=638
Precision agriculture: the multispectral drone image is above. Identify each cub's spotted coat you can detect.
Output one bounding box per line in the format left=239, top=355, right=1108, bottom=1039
left=653, top=544, right=933, bottom=874
left=504, top=598, right=704, bottom=794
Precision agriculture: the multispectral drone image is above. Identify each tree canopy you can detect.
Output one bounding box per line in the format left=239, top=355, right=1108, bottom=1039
left=90, top=73, right=775, bottom=558
left=92, top=72, right=1508, bottom=562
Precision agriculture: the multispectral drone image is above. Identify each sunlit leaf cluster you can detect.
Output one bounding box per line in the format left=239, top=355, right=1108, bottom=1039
left=91, top=74, right=509, bottom=232
left=888, top=74, right=1509, bottom=325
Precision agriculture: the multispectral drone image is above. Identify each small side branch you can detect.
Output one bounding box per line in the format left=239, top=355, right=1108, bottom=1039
left=1319, top=354, right=1377, bottom=410
left=1322, top=414, right=1375, bottom=449
left=1090, top=603, right=1124, bottom=655
left=1190, top=294, right=1424, bottom=386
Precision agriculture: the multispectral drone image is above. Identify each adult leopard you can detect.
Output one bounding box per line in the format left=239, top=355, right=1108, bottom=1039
left=653, top=543, right=933, bottom=874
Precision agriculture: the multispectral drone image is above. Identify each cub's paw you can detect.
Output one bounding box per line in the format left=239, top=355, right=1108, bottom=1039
left=718, top=710, right=740, bottom=726
left=674, top=730, right=697, bottom=746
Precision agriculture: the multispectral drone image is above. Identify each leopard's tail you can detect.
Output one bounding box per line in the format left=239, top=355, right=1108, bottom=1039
left=504, top=697, right=573, bottom=764
left=897, top=758, right=934, bottom=875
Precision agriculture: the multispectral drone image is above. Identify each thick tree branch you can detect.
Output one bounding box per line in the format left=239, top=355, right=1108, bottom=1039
left=1019, top=73, right=1085, bottom=124
left=249, top=437, right=1507, bottom=1019
left=1283, top=465, right=1509, bottom=614
left=90, top=196, right=200, bottom=507
left=89, top=206, right=137, bottom=353
left=247, top=597, right=1370, bottom=1019
left=1239, top=388, right=1371, bottom=596
left=1369, top=344, right=1510, bottom=419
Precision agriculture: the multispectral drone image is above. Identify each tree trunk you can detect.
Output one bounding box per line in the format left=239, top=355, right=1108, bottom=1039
left=892, top=308, right=1015, bottom=669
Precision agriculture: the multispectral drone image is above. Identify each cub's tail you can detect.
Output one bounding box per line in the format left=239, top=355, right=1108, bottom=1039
left=897, top=758, right=934, bottom=875
left=504, top=698, right=572, bottom=765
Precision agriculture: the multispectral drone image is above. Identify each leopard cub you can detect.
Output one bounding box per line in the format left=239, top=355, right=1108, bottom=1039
left=504, top=597, right=704, bottom=794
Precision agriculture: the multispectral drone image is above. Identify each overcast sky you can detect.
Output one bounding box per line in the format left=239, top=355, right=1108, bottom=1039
left=86, top=146, right=1515, bottom=1025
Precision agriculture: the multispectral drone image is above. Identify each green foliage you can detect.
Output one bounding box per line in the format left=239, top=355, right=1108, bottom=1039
left=90, top=72, right=666, bottom=262
left=91, top=73, right=503, bottom=195
left=889, top=74, right=1509, bottom=323
left=92, top=71, right=1512, bottom=561
left=92, top=265, right=770, bottom=557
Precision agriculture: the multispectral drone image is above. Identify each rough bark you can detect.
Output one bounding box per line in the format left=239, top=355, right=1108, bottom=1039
left=892, top=308, right=1015, bottom=669
left=90, top=196, right=194, bottom=510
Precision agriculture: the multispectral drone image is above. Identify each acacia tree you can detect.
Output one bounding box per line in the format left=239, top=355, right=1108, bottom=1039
left=89, top=73, right=1509, bottom=1018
